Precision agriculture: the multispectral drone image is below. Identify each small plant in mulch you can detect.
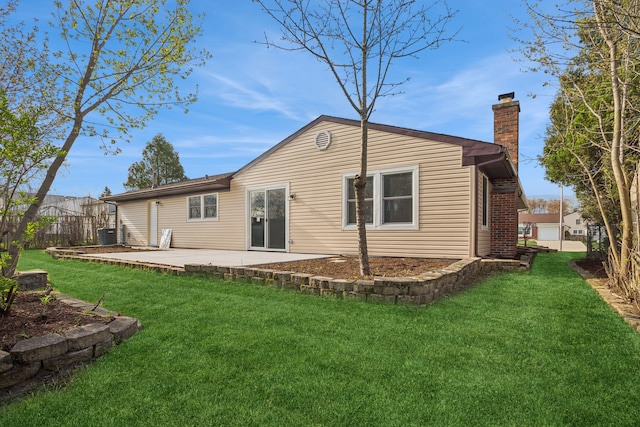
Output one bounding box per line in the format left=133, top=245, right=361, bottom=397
left=0, top=276, right=18, bottom=315
left=0, top=291, right=112, bottom=352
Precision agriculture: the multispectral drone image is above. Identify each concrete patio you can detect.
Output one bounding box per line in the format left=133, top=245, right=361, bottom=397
left=81, top=248, right=332, bottom=268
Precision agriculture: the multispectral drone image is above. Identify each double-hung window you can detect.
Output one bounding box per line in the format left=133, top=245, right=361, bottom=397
left=343, top=166, right=418, bottom=230
left=187, top=193, right=218, bottom=221
left=382, top=171, right=413, bottom=224
left=346, top=175, right=374, bottom=225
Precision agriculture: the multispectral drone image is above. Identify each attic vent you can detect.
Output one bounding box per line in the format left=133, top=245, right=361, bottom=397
left=314, top=131, right=332, bottom=151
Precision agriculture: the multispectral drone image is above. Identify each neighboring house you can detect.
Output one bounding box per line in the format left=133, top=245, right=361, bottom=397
left=103, top=93, right=527, bottom=259
left=518, top=211, right=588, bottom=241
left=563, top=211, right=587, bottom=238
left=518, top=213, right=562, bottom=241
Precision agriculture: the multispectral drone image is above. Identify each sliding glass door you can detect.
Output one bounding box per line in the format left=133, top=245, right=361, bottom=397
left=249, top=187, right=286, bottom=250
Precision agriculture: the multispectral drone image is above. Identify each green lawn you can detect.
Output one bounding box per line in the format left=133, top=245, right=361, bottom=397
left=2, top=250, right=640, bottom=426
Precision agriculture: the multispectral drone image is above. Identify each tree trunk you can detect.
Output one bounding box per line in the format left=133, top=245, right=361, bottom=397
left=4, top=118, right=82, bottom=279
left=602, top=17, right=633, bottom=280
left=355, top=115, right=371, bottom=276
left=355, top=2, right=371, bottom=277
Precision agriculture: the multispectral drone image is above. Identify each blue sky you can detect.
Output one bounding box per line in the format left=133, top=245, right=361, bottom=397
left=15, top=1, right=566, bottom=200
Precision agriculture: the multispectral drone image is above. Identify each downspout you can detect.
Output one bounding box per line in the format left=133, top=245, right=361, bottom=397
left=470, top=165, right=478, bottom=257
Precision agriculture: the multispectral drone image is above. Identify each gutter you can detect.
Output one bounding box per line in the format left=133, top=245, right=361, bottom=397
left=476, top=153, right=528, bottom=211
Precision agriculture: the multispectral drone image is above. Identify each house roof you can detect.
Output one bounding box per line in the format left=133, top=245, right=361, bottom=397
left=104, top=115, right=526, bottom=206
left=235, top=115, right=526, bottom=210
left=236, top=115, right=517, bottom=180
left=519, top=213, right=562, bottom=224
left=102, top=172, right=233, bottom=202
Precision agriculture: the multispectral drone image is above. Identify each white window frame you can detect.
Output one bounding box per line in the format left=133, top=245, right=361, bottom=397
left=244, top=182, right=290, bottom=252
left=481, top=175, right=489, bottom=230
left=345, top=175, right=374, bottom=226
left=187, top=193, right=218, bottom=222
left=342, top=166, right=419, bottom=231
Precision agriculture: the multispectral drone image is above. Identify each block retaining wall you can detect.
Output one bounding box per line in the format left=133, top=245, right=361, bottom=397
left=185, top=258, right=526, bottom=306
left=0, top=288, right=142, bottom=398
left=47, top=247, right=184, bottom=275
left=46, top=249, right=528, bottom=306
left=47, top=248, right=535, bottom=306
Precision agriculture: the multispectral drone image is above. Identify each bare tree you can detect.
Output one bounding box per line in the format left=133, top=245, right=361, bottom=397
left=521, top=221, right=535, bottom=247
left=527, top=198, right=548, bottom=213
left=254, top=0, right=458, bottom=275
left=546, top=198, right=575, bottom=214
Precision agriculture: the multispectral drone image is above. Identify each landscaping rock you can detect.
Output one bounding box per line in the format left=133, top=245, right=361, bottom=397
left=0, top=351, right=12, bottom=374
left=43, top=347, right=93, bottom=371
left=94, top=338, right=114, bottom=358
left=11, top=334, right=68, bottom=364
left=15, top=270, right=48, bottom=291
left=109, top=317, right=142, bottom=343
left=63, top=323, right=112, bottom=351
left=0, top=362, right=40, bottom=389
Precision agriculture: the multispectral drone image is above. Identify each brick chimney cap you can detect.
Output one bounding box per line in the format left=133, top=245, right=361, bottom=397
left=498, top=92, right=515, bottom=102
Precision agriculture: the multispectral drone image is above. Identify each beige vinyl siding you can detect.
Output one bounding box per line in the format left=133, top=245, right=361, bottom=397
left=116, top=120, right=480, bottom=258
left=118, top=200, right=148, bottom=246
left=477, top=173, right=492, bottom=256
left=151, top=188, right=245, bottom=250
left=234, top=121, right=473, bottom=259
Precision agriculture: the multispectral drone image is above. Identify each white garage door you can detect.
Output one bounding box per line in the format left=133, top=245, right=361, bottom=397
left=538, top=225, right=559, bottom=240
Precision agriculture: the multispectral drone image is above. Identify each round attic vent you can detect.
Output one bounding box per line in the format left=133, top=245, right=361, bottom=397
left=314, top=131, right=332, bottom=151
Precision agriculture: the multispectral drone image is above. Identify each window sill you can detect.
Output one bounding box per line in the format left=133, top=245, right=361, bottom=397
left=187, top=217, right=218, bottom=222
left=342, top=223, right=418, bottom=231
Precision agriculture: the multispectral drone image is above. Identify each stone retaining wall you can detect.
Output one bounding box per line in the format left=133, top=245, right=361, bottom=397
left=0, top=288, right=142, bottom=400
left=185, top=258, right=525, bottom=306
left=15, top=270, right=48, bottom=291
left=47, top=249, right=530, bottom=303
left=46, top=247, right=184, bottom=275
left=46, top=248, right=528, bottom=306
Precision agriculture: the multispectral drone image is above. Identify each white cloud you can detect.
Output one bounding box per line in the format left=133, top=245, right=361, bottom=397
left=202, top=71, right=305, bottom=121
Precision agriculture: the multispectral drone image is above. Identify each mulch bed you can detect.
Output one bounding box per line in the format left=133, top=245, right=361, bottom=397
left=573, top=258, right=608, bottom=279
left=0, top=292, right=112, bottom=352
left=60, top=245, right=155, bottom=254
left=252, top=256, right=457, bottom=280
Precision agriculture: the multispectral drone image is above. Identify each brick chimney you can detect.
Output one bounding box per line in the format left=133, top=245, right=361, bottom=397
left=490, top=92, right=520, bottom=259
left=492, top=92, right=520, bottom=171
